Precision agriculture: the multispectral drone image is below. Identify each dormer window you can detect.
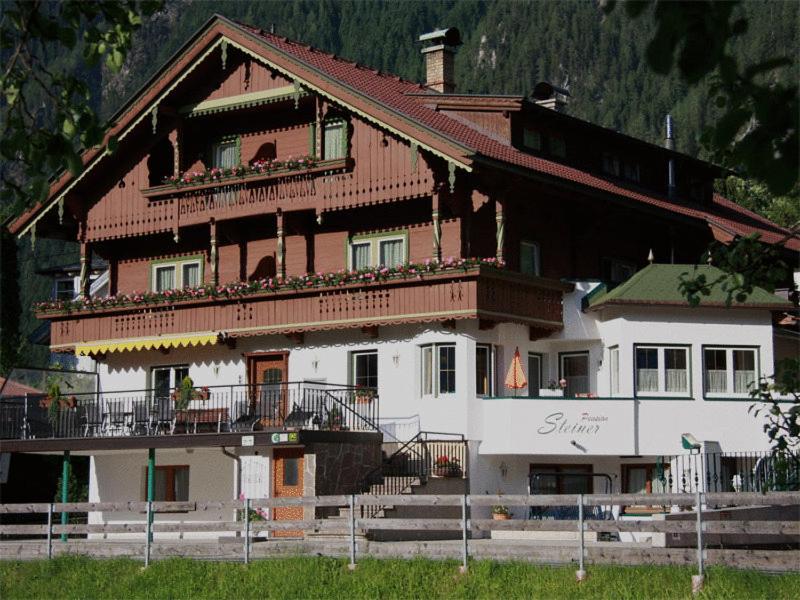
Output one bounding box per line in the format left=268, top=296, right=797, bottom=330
left=550, top=136, right=566, bottom=158
left=624, top=162, right=640, bottom=183
left=523, top=128, right=542, bottom=151
left=603, top=153, right=621, bottom=177
left=323, top=119, right=347, bottom=160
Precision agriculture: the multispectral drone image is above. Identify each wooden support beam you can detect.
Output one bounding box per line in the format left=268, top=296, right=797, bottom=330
left=209, top=219, right=218, bottom=286
left=432, top=191, right=442, bottom=261
left=361, top=325, right=379, bottom=338
left=495, top=197, right=505, bottom=262
left=276, top=209, right=285, bottom=279
left=79, top=241, right=91, bottom=299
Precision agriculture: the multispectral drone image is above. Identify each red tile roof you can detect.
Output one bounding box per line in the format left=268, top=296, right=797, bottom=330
left=240, top=21, right=799, bottom=252
left=0, top=376, right=43, bottom=398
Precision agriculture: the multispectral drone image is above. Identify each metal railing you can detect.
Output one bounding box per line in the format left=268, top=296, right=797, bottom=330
left=360, top=432, right=467, bottom=518
left=0, top=382, right=379, bottom=440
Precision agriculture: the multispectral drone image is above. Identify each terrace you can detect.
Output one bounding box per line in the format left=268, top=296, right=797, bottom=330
left=0, top=382, right=379, bottom=449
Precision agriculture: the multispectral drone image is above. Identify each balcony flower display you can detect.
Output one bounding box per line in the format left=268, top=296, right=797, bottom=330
left=432, top=455, right=462, bottom=478
left=171, top=376, right=210, bottom=410
left=160, top=155, right=318, bottom=189
left=35, top=257, right=505, bottom=314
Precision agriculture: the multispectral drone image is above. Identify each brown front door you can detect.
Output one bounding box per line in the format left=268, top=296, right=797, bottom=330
left=272, top=447, right=304, bottom=537
left=247, top=352, right=288, bottom=427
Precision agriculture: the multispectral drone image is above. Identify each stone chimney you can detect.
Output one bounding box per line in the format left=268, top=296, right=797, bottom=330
left=419, top=28, right=462, bottom=94
left=532, top=81, right=570, bottom=112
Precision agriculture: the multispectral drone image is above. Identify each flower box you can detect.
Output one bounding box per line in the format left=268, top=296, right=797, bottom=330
left=538, top=389, right=564, bottom=398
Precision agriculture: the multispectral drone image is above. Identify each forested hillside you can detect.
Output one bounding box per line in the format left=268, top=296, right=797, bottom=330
left=5, top=0, right=797, bottom=372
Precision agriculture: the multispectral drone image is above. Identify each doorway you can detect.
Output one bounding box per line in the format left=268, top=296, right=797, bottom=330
left=271, top=447, right=304, bottom=537
left=246, top=352, right=289, bottom=427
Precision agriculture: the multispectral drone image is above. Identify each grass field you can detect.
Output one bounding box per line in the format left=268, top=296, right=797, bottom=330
left=1, top=556, right=798, bottom=599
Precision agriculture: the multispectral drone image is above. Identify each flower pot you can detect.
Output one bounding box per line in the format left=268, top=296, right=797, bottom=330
left=432, top=465, right=462, bottom=478
left=492, top=513, right=511, bottom=520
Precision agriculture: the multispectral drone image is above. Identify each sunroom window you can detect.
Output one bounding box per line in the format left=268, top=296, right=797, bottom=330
left=703, top=347, right=758, bottom=396
left=635, top=346, right=689, bottom=396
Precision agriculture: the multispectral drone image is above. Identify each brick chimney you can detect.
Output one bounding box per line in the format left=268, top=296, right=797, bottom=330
left=419, top=28, right=462, bottom=94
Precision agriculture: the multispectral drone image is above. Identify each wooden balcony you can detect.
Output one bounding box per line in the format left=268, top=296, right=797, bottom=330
left=42, top=267, right=570, bottom=353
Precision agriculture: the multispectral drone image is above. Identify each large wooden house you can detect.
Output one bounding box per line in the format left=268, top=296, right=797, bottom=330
left=3, top=16, right=797, bottom=535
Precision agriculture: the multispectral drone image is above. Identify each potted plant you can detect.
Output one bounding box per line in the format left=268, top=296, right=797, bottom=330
left=171, top=376, right=209, bottom=410
left=324, top=406, right=343, bottom=431
left=492, top=505, right=512, bottom=520
left=354, top=386, right=376, bottom=404
left=432, top=455, right=462, bottom=478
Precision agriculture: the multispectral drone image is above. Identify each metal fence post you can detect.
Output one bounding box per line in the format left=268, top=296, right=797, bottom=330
left=576, top=494, right=587, bottom=582
left=46, top=503, right=53, bottom=559
left=692, top=489, right=705, bottom=594
left=144, top=500, right=152, bottom=567
left=459, top=493, right=469, bottom=574
left=348, top=494, right=357, bottom=570
left=244, top=498, right=251, bottom=565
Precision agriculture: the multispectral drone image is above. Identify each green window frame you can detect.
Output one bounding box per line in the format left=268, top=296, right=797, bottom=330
left=346, top=231, right=409, bottom=270
left=633, top=345, right=691, bottom=398
left=150, top=255, right=205, bottom=292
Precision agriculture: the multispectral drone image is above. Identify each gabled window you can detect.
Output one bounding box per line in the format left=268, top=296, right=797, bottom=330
left=703, top=347, right=758, bottom=396
left=211, top=137, right=239, bottom=169
left=323, top=119, right=347, bottom=160
left=520, top=241, right=541, bottom=276
left=635, top=345, right=690, bottom=396
left=421, top=343, right=456, bottom=396
left=151, top=256, right=204, bottom=292
left=348, top=232, right=407, bottom=270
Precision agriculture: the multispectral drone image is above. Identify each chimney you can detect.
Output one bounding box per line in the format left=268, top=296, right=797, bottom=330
left=531, top=81, right=570, bottom=112
left=665, top=114, right=676, bottom=198
left=419, top=28, right=462, bottom=94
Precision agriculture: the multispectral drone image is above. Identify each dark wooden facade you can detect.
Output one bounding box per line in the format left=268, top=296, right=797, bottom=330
left=11, top=16, right=796, bottom=351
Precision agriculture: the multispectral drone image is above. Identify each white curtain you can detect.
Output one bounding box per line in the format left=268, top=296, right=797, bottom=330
left=626, top=468, right=648, bottom=494
left=155, top=266, right=175, bottom=292
left=637, top=369, right=659, bottom=393
left=182, top=263, right=200, bottom=288
left=734, top=370, right=755, bottom=393
left=214, top=142, right=237, bottom=168
left=351, top=243, right=371, bottom=270
left=665, top=369, right=687, bottom=393
left=324, top=122, right=344, bottom=160
left=705, top=370, right=727, bottom=393
left=379, top=240, right=404, bottom=266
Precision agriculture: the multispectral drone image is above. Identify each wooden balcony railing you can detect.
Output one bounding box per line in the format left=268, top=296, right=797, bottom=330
left=41, top=267, right=570, bottom=353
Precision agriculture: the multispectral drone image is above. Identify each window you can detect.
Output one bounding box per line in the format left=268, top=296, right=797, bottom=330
left=527, top=353, right=542, bottom=397
left=520, top=241, right=541, bottom=276
left=283, top=458, right=299, bottom=486
left=348, top=233, right=407, bottom=269
left=151, top=465, right=190, bottom=501
left=54, top=278, right=76, bottom=301
left=151, top=365, right=190, bottom=401
left=704, top=347, right=758, bottom=396
left=212, top=139, right=238, bottom=169
left=351, top=350, right=378, bottom=390
left=624, top=162, right=641, bottom=183
left=523, top=128, right=542, bottom=151
left=621, top=463, right=670, bottom=513
left=421, top=343, right=456, bottom=396
left=323, top=120, right=346, bottom=160
left=549, top=136, right=566, bottom=158
left=634, top=346, right=689, bottom=396
left=530, top=464, right=593, bottom=495
left=476, top=344, right=494, bottom=396
left=609, top=346, right=620, bottom=395
left=559, top=352, right=589, bottom=397
left=151, top=256, right=204, bottom=291
left=602, top=153, right=621, bottom=177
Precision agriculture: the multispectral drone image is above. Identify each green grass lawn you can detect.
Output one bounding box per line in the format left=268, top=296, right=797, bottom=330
left=1, top=556, right=798, bottom=600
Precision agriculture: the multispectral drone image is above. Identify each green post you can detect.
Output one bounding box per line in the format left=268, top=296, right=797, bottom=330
left=147, top=448, right=155, bottom=542
left=60, top=450, right=70, bottom=542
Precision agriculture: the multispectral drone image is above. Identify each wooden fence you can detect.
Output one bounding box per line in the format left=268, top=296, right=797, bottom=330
left=1, top=492, right=798, bottom=590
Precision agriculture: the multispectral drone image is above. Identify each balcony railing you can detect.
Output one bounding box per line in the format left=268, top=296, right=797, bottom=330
left=0, top=382, right=379, bottom=441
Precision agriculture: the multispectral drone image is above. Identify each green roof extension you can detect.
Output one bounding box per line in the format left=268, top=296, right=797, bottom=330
left=586, top=263, right=792, bottom=311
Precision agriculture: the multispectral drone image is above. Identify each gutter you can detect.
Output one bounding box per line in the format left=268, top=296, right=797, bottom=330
left=221, top=446, right=242, bottom=530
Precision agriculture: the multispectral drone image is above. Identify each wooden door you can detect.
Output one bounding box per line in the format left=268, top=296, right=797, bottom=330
left=247, top=353, right=288, bottom=427
left=272, top=447, right=304, bottom=537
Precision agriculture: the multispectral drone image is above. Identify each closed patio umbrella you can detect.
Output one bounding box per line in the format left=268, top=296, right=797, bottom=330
left=504, top=347, right=527, bottom=396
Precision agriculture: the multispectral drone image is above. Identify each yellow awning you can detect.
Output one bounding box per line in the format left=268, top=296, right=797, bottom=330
left=75, top=333, right=219, bottom=356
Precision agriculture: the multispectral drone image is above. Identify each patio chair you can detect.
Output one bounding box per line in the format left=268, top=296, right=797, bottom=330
left=80, top=401, right=105, bottom=437
left=153, top=400, right=175, bottom=434
left=131, top=400, right=151, bottom=435
left=105, top=400, right=131, bottom=434
left=284, top=402, right=317, bottom=428
left=227, top=399, right=250, bottom=432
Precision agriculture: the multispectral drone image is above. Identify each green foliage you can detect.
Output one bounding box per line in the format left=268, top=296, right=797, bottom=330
left=1, top=557, right=800, bottom=599
left=0, top=0, right=163, bottom=216
left=715, top=176, right=800, bottom=229
left=53, top=461, right=89, bottom=504
left=678, top=235, right=792, bottom=307
left=0, top=230, right=22, bottom=376
left=603, top=1, right=798, bottom=195
left=749, top=358, right=800, bottom=456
